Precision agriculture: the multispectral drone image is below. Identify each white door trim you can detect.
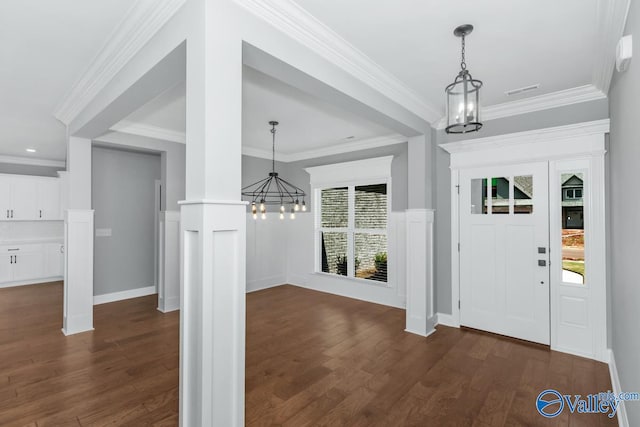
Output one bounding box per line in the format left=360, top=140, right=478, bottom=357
left=441, top=119, right=609, bottom=361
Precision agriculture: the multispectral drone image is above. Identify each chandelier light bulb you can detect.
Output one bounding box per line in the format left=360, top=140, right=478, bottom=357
left=252, top=213, right=257, bottom=220
left=290, top=207, right=295, bottom=220
left=251, top=203, right=257, bottom=215
left=279, top=212, right=284, bottom=220
left=261, top=212, right=266, bottom=220
left=294, top=199, right=300, bottom=211
left=302, top=200, right=307, bottom=212
left=280, top=205, right=285, bottom=213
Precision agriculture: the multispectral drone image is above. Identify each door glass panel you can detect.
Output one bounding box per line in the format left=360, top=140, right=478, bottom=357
left=321, top=187, right=348, bottom=228
left=470, top=178, right=487, bottom=214
left=491, top=177, right=510, bottom=214
left=320, top=232, right=348, bottom=276
left=514, top=175, right=534, bottom=214
left=561, top=172, right=585, bottom=284
left=355, top=233, right=387, bottom=283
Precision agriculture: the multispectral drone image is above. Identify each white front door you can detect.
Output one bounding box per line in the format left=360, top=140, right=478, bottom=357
left=459, top=162, right=550, bottom=344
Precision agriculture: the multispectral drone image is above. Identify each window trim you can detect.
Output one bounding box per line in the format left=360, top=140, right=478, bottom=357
left=313, top=177, right=392, bottom=286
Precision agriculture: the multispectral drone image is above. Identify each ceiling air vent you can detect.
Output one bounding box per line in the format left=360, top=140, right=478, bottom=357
left=505, top=84, right=540, bottom=96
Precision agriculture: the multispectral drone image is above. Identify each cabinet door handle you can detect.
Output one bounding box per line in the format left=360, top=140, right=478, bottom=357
left=39, top=210, right=42, bottom=218
left=10, top=210, right=13, bottom=218
left=9, top=255, right=12, bottom=264
left=14, top=255, right=17, bottom=264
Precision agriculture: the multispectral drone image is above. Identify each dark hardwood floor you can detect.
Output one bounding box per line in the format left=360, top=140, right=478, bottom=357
left=0, top=282, right=615, bottom=426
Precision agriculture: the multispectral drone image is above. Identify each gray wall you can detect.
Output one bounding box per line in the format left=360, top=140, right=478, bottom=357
left=93, top=132, right=185, bottom=211
left=433, top=99, right=610, bottom=315
left=0, top=163, right=64, bottom=177
left=608, top=3, right=640, bottom=424
left=92, top=146, right=161, bottom=296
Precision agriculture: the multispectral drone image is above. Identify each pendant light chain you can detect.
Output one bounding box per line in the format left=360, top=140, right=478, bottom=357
left=271, top=123, right=276, bottom=173
left=460, top=35, right=466, bottom=71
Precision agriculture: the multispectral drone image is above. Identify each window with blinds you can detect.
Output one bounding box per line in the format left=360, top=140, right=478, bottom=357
left=318, top=183, right=388, bottom=284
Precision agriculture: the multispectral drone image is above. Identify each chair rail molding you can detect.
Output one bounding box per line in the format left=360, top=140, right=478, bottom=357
left=53, top=0, right=187, bottom=125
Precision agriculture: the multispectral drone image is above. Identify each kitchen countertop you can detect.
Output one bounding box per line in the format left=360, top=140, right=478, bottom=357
left=0, top=238, right=64, bottom=245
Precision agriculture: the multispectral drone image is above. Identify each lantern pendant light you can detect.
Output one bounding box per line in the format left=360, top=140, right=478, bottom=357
left=445, top=24, right=483, bottom=134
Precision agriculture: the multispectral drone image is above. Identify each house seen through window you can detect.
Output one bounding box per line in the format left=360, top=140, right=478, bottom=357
left=318, top=183, right=388, bottom=283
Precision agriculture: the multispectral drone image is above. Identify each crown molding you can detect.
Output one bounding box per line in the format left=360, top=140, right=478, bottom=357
left=233, top=0, right=441, bottom=124
left=53, top=0, right=187, bottom=125
left=593, top=0, right=631, bottom=94
left=110, top=120, right=186, bottom=144
left=243, top=134, right=407, bottom=163
left=0, top=155, right=66, bottom=168
left=434, top=85, right=607, bottom=130
left=440, top=119, right=610, bottom=155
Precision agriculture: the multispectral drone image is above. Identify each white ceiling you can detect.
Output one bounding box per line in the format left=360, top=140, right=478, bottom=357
left=0, top=0, right=610, bottom=163
left=0, top=0, right=133, bottom=161
left=113, top=66, right=398, bottom=157
left=293, top=0, right=599, bottom=109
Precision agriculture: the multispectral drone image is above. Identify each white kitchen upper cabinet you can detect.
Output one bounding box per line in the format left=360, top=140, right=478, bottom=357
left=0, top=174, right=62, bottom=221
left=10, top=178, right=38, bottom=220
left=0, top=177, right=11, bottom=220
left=38, top=179, right=61, bottom=220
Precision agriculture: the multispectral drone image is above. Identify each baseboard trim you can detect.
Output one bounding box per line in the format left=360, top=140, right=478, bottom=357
left=157, top=295, right=180, bottom=313
left=247, top=275, right=287, bottom=293
left=62, top=313, right=94, bottom=336
left=608, top=349, right=629, bottom=427
left=436, top=312, right=460, bottom=328
left=94, top=286, right=157, bottom=305
left=0, top=277, right=63, bottom=289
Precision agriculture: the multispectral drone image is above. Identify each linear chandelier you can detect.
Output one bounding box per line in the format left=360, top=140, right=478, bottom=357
left=242, top=121, right=306, bottom=220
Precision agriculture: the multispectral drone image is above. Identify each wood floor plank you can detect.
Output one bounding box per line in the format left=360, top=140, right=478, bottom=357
left=0, top=282, right=618, bottom=426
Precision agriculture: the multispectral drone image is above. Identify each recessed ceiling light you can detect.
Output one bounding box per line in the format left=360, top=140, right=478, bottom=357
left=505, top=84, right=540, bottom=96
left=26, top=148, right=36, bottom=153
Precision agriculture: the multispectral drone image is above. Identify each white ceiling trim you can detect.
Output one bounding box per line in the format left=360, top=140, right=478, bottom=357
left=0, top=155, right=66, bottom=168
left=440, top=119, right=610, bottom=154
left=593, top=0, right=631, bottom=94
left=110, top=120, right=186, bottom=144
left=243, top=134, right=407, bottom=163
left=53, top=0, right=187, bottom=125
left=233, top=0, right=441, bottom=124
left=434, top=85, right=606, bottom=130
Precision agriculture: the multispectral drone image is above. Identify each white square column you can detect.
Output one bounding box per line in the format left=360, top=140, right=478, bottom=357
left=180, top=0, right=245, bottom=425
left=405, top=208, right=436, bottom=336
left=62, top=136, right=94, bottom=335
left=179, top=201, right=246, bottom=426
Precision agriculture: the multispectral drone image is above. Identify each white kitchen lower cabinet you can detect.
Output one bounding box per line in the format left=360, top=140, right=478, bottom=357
left=0, top=242, right=63, bottom=287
